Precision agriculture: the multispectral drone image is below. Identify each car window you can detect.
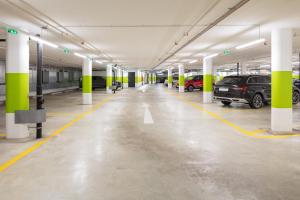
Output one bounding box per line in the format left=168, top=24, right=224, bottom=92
left=193, top=76, right=200, bottom=81
left=248, top=77, right=258, bottom=84
left=257, top=77, right=266, bottom=83
left=199, top=76, right=203, bottom=80
left=219, top=76, right=244, bottom=85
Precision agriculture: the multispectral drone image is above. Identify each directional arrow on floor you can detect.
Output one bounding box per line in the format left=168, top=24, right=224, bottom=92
left=142, top=103, right=154, bottom=124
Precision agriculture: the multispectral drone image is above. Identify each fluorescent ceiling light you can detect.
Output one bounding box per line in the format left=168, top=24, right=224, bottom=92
left=30, top=36, right=58, bottom=48
left=236, top=38, right=266, bottom=50
left=95, top=60, right=103, bottom=64
left=204, top=53, right=219, bottom=60
left=74, top=52, right=87, bottom=59
left=189, top=60, right=198, bottom=64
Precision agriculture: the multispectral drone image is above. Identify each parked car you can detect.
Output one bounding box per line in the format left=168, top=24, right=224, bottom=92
left=214, top=75, right=300, bottom=109
left=176, top=75, right=203, bottom=92
left=80, top=76, right=122, bottom=90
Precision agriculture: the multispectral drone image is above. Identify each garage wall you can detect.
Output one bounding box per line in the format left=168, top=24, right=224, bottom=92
left=0, top=60, right=82, bottom=96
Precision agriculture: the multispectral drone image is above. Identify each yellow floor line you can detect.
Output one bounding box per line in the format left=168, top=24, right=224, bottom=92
left=0, top=133, right=6, bottom=137
left=167, top=90, right=300, bottom=139
left=0, top=96, right=113, bottom=172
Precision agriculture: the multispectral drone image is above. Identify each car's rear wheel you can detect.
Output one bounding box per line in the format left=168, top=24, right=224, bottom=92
left=221, top=101, right=232, bottom=106
left=293, top=90, right=300, bottom=104
left=250, top=94, right=263, bottom=109
left=188, top=85, right=194, bottom=92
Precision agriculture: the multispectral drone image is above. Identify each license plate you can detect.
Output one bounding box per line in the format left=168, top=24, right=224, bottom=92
left=219, top=87, right=229, bottom=92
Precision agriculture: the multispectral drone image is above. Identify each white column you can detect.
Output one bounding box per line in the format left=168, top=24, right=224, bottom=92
left=203, top=57, right=213, bottom=103
left=271, top=29, right=293, bottom=132
left=240, top=62, right=247, bottom=75
left=6, top=31, right=30, bottom=139
left=178, top=65, right=185, bottom=93
left=123, top=70, right=128, bottom=88
left=82, top=58, right=92, bottom=105
left=106, top=65, right=113, bottom=93
left=168, top=66, right=173, bottom=89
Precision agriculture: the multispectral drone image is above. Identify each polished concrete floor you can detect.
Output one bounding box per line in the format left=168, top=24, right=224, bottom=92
left=0, top=84, right=300, bottom=200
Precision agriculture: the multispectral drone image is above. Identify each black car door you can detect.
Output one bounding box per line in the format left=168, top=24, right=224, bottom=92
left=263, top=76, right=271, bottom=100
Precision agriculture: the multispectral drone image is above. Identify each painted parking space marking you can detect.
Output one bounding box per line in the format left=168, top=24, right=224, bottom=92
left=166, top=90, right=300, bottom=139
left=0, top=96, right=113, bottom=172
left=143, top=103, right=154, bottom=124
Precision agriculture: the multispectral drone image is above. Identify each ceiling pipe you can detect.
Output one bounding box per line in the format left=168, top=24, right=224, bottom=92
left=152, top=0, right=250, bottom=69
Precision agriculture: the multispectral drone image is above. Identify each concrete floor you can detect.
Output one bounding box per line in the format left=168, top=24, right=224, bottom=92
left=0, top=84, right=300, bottom=200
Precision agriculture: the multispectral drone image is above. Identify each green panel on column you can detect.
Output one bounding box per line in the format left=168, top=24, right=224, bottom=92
left=123, top=76, right=128, bottom=83
left=179, top=75, right=184, bottom=86
left=168, top=76, right=173, bottom=84
left=272, top=71, right=292, bottom=108
left=204, top=74, right=213, bottom=92
left=6, top=73, right=29, bottom=113
left=135, top=76, right=138, bottom=83
left=106, top=76, right=112, bottom=88
left=82, top=75, right=92, bottom=93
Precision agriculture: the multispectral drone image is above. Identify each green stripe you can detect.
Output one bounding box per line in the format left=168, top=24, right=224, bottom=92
left=123, top=76, right=128, bottom=84
left=204, top=74, right=213, bottom=92
left=82, top=75, right=92, bottom=93
left=106, top=76, right=112, bottom=88
left=179, top=75, right=184, bottom=86
left=272, top=71, right=292, bottom=108
left=6, top=73, right=29, bottom=113
left=168, top=76, right=173, bottom=84
left=135, top=76, right=138, bottom=83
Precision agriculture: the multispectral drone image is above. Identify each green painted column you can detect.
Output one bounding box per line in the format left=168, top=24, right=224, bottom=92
left=6, top=30, right=30, bottom=139
left=203, top=57, right=213, bottom=103
left=82, top=58, right=92, bottom=104
left=106, top=64, right=112, bottom=93
left=271, top=29, right=293, bottom=132
left=123, top=70, right=128, bottom=88
left=178, top=65, right=185, bottom=92
left=168, top=66, right=173, bottom=88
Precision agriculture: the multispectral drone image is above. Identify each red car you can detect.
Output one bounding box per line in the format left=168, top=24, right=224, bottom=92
left=176, top=75, right=203, bottom=92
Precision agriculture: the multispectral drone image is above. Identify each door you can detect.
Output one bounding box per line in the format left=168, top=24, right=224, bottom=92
left=128, top=72, right=135, bottom=87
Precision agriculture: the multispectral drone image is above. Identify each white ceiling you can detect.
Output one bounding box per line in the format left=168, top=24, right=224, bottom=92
left=0, top=0, right=300, bottom=71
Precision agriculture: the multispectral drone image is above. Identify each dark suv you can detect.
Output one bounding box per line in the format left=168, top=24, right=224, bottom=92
left=214, top=75, right=300, bottom=109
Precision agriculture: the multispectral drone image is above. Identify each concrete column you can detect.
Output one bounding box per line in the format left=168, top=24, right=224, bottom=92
left=203, top=57, right=213, bottom=103
left=135, top=70, right=140, bottom=87
left=123, top=70, right=128, bottom=88
left=213, top=66, right=217, bottom=83
left=178, top=65, right=185, bottom=93
left=271, top=29, right=293, bottom=132
left=6, top=31, right=30, bottom=139
left=168, top=66, right=173, bottom=89
left=106, top=65, right=112, bottom=93
left=82, top=58, right=92, bottom=105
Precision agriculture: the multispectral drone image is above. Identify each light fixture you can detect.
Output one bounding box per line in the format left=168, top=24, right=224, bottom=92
left=74, top=52, right=87, bottom=59
left=95, top=60, right=103, bottom=64
left=30, top=36, right=58, bottom=48
left=204, top=53, right=219, bottom=60
left=189, top=60, right=198, bottom=64
left=236, top=38, right=266, bottom=50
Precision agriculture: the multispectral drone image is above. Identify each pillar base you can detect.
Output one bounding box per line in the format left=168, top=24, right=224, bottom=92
left=271, top=108, right=293, bottom=132
left=82, top=93, right=92, bottom=105
left=6, top=113, right=29, bottom=139
left=123, top=83, right=128, bottom=88
left=179, top=86, right=184, bottom=93
left=106, top=89, right=112, bottom=94
left=203, top=92, right=213, bottom=103
left=168, top=84, right=172, bottom=89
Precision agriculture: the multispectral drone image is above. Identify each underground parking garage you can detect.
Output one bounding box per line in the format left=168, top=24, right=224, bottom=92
left=1, top=0, right=300, bottom=199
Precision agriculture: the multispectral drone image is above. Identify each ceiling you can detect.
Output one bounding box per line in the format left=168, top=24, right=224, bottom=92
left=0, top=0, right=300, bottom=71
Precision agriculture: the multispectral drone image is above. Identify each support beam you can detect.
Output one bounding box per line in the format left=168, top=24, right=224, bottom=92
left=5, top=31, right=30, bottom=139
left=178, top=65, right=185, bottom=93
left=168, top=66, right=173, bottom=89
left=106, top=65, right=112, bottom=93
left=271, top=28, right=293, bottom=132
left=203, top=58, right=213, bottom=103
left=123, top=70, right=128, bottom=88
left=82, top=58, right=92, bottom=105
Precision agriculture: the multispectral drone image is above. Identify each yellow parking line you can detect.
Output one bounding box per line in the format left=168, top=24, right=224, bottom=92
left=167, top=90, right=300, bottom=139
left=0, top=96, right=113, bottom=172
left=0, top=133, right=6, bottom=137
